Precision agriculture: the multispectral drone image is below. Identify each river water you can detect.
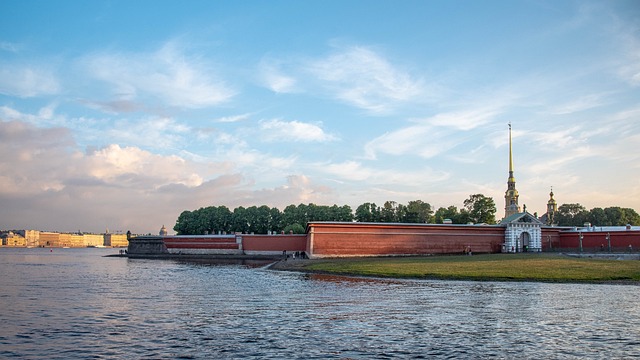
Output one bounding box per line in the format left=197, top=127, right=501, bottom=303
left=1, top=248, right=638, bottom=359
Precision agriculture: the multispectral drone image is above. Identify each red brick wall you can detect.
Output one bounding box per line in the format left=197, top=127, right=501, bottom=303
left=163, top=235, right=239, bottom=250
left=308, top=222, right=505, bottom=257
left=558, top=230, right=640, bottom=251
left=541, top=228, right=563, bottom=250
left=242, top=234, right=307, bottom=252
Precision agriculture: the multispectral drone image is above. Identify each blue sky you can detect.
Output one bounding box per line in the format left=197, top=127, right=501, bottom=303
left=1, top=0, right=639, bottom=234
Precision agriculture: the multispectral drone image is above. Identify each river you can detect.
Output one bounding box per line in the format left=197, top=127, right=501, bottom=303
left=0, top=248, right=638, bottom=359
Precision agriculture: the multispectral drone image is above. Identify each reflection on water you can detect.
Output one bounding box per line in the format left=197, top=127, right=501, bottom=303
left=0, top=247, right=639, bottom=359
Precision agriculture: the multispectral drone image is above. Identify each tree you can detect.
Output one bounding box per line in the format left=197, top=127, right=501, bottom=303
left=355, top=202, right=380, bottom=222
left=330, top=204, right=354, bottom=222
left=434, top=206, right=469, bottom=224
left=283, top=223, right=305, bottom=234
left=250, top=205, right=272, bottom=234
left=434, top=206, right=454, bottom=224
left=381, top=201, right=398, bottom=222
left=588, top=207, right=608, bottom=226
left=268, top=207, right=283, bottom=233
left=403, top=200, right=433, bottom=223
left=174, top=210, right=193, bottom=235
left=621, top=207, right=640, bottom=225
left=282, top=204, right=307, bottom=228
left=232, top=206, right=250, bottom=233
left=602, top=207, right=640, bottom=226
left=556, top=203, right=588, bottom=226
left=463, top=194, right=496, bottom=224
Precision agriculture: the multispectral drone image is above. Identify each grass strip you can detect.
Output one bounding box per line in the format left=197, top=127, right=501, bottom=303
left=302, top=254, right=640, bottom=282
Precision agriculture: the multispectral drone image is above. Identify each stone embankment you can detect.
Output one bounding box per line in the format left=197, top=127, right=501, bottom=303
left=564, top=253, right=640, bottom=260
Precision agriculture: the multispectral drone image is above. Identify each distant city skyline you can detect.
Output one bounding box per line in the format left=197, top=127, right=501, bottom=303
left=1, top=1, right=639, bottom=234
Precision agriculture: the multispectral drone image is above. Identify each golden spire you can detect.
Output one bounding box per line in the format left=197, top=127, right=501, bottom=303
left=508, top=122, right=514, bottom=182
left=504, top=122, right=520, bottom=218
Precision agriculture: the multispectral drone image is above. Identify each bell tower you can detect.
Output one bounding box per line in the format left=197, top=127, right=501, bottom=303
left=545, top=187, right=557, bottom=225
left=504, top=123, right=521, bottom=218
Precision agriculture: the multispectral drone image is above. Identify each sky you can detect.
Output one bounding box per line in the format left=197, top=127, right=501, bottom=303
left=1, top=0, right=639, bottom=234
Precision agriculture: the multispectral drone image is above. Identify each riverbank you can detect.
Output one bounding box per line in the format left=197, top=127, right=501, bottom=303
left=105, top=253, right=283, bottom=261
left=269, top=253, right=640, bottom=283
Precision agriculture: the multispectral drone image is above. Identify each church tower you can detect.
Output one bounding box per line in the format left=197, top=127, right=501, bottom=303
left=504, top=123, right=521, bottom=218
left=545, top=187, right=557, bottom=225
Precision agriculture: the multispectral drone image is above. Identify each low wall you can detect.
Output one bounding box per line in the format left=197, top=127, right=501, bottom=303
left=308, top=222, right=505, bottom=258
left=163, top=235, right=242, bottom=255
left=135, top=234, right=308, bottom=256
left=128, top=236, right=168, bottom=255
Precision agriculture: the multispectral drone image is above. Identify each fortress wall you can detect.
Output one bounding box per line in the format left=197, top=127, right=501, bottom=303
left=128, top=236, right=168, bottom=255
left=308, top=222, right=505, bottom=258
left=541, top=228, right=563, bottom=250
left=242, top=234, right=307, bottom=255
left=558, top=230, right=640, bottom=251
left=162, top=235, right=239, bottom=254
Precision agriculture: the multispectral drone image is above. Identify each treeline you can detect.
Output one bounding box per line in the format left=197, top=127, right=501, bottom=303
left=173, top=194, right=498, bottom=235
left=554, top=204, right=640, bottom=227
left=355, top=194, right=497, bottom=225
left=173, top=198, right=640, bottom=236
left=173, top=204, right=354, bottom=235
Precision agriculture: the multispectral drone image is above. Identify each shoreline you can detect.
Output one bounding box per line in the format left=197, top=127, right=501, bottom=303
left=267, top=254, right=640, bottom=285
left=105, top=253, right=284, bottom=261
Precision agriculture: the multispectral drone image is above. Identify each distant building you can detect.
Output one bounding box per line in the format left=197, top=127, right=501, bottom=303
left=39, top=232, right=61, bottom=247
left=0, top=231, right=27, bottom=247
left=83, top=234, right=104, bottom=247
left=16, top=230, right=40, bottom=247
left=104, top=233, right=128, bottom=247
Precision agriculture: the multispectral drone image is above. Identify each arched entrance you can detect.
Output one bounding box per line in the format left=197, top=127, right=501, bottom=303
left=519, top=232, right=530, bottom=252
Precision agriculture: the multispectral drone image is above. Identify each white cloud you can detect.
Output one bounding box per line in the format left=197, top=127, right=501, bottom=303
left=215, top=113, right=252, bottom=123
left=0, top=104, right=65, bottom=128
left=259, top=59, right=298, bottom=93
left=0, top=119, right=332, bottom=233
left=250, top=174, right=335, bottom=206
left=0, top=63, right=59, bottom=97
left=222, top=144, right=297, bottom=172
left=86, top=144, right=203, bottom=188
left=364, top=114, right=481, bottom=160
left=105, top=116, right=191, bottom=150
left=309, top=46, right=423, bottom=114
left=82, top=41, right=235, bottom=109
left=318, top=160, right=449, bottom=187
left=259, top=119, right=338, bottom=142
left=547, top=93, right=609, bottom=115
left=0, top=41, right=20, bottom=52
left=427, top=108, right=499, bottom=131
left=79, top=99, right=143, bottom=114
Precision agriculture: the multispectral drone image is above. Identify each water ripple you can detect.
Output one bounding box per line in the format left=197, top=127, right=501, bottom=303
left=1, top=248, right=639, bottom=359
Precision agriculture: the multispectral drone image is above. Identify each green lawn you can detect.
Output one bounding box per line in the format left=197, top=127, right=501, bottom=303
left=302, top=254, right=640, bottom=282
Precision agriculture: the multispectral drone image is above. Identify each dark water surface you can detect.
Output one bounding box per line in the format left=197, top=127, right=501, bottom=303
left=1, top=248, right=638, bottom=359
